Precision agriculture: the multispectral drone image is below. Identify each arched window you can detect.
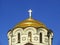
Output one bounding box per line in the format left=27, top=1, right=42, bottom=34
left=40, top=33, right=42, bottom=43
left=28, top=32, right=32, bottom=41
left=28, top=32, right=31, bottom=37
left=18, top=33, right=20, bottom=43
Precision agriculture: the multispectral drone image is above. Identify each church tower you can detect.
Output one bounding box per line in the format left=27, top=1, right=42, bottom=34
left=7, top=9, right=53, bottom=45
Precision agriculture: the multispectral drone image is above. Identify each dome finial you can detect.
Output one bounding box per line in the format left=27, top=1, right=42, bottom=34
left=28, top=9, right=32, bottom=18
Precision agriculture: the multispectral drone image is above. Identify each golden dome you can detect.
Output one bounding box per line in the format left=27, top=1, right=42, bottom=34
left=14, top=9, right=47, bottom=28
left=14, top=18, right=46, bottom=28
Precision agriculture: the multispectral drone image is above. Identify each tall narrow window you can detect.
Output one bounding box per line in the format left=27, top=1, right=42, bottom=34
left=28, top=32, right=31, bottom=37
left=28, top=32, right=32, bottom=41
left=18, top=33, right=20, bottom=43
left=40, top=33, right=42, bottom=43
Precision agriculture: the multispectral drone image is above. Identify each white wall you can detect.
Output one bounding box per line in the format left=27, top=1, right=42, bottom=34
left=7, top=27, right=53, bottom=45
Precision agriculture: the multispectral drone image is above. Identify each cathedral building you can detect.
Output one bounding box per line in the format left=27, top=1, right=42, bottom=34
left=7, top=9, right=53, bottom=45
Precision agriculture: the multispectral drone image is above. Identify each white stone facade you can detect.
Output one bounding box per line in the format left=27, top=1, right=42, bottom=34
left=7, top=27, right=53, bottom=45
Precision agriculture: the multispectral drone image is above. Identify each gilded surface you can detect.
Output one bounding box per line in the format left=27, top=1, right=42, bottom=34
left=14, top=18, right=46, bottom=28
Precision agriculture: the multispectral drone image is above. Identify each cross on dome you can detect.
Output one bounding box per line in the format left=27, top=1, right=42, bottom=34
left=28, top=9, right=32, bottom=18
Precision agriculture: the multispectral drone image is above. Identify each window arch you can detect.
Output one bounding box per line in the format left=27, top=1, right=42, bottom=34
left=18, top=33, right=20, bottom=43
left=40, top=33, right=42, bottom=43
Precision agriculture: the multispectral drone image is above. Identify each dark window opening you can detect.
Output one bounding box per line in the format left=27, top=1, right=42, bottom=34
left=18, top=33, right=20, bottom=43
left=40, top=33, right=42, bottom=43
left=28, top=32, right=31, bottom=37
left=28, top=32, right=32, bottom=41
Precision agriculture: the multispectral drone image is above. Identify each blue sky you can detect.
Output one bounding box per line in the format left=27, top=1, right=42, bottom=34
left=0, top=0, right=60, bottom=45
